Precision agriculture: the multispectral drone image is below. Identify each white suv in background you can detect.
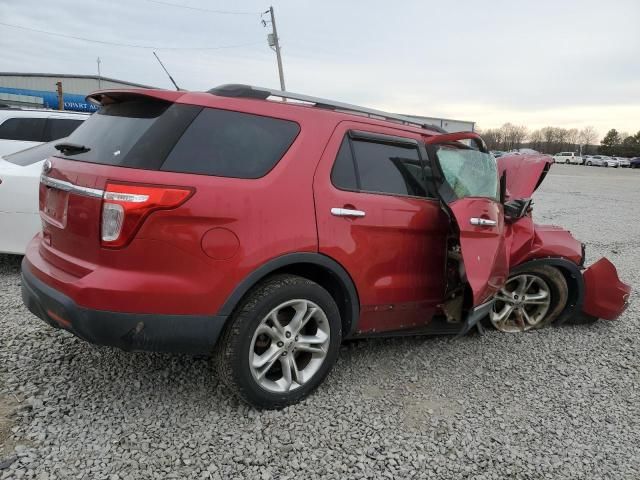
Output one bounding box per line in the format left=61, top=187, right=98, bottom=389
left=553, top=151, right=582, bottom=164
left=0, top=108, right=89, bottom=157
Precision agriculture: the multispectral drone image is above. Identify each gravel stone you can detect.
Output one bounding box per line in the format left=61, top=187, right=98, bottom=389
left=0, top=164, right=639, bottom=479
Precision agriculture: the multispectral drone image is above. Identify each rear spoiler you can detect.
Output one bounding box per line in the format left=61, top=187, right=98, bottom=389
left=86, top=88, right=185, bottom=107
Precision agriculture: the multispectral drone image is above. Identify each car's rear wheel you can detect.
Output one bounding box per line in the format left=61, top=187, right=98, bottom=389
left=216, top=274, right=342, bottom=409
left=489, top=265, right=568, bottom=333
left=586, top=161, right=592, bottom=166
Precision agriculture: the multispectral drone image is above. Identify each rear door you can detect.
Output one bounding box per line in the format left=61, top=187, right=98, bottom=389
left=313, top=122, right=449, bottom=334
left=425, top=132, right=508, bottom=307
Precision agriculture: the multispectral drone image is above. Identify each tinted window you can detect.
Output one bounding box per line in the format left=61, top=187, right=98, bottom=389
left=44, top=118, right=84, bottom=141
left=351, top=138, right=427, bottom=197
left=331, top=136, right=357, bottom=190
left=4, top=138, right=64, bottom=166
left=162, top=108, right=300, bottom=178
left=0, top=117, right=46, bottom=141
left=57, top=99, right=202, bottom=169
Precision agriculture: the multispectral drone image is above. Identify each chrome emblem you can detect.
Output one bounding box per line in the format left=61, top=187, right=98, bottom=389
left=42, top=159, right=52, bottom=173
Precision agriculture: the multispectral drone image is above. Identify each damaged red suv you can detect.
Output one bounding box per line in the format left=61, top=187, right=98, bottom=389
left=21, top=84, right=631, bottom=408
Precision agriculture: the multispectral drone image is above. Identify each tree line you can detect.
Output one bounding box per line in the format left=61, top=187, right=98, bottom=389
left=478, top=124, right=640, bottom=157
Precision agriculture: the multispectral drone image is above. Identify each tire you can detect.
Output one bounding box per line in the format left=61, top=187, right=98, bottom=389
left=488, top=265, right=568, bottom=333
left=216, top=274, right=342, bottom=409
left=566, top=159, right=570, bottom=164
left=564, top=312, right=598, bottom=325
left=586, top=161, right=592, bottom=166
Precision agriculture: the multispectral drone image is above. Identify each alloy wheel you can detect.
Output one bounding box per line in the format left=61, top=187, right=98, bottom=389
left=249, top=299, right=330, bottom=393
left=490, top=274, right=552, bottom=332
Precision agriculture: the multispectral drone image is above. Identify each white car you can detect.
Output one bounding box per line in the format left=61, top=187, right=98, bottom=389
left=553, top=151, right=582, bottom=165
left=615, top=157, right=630, bottom=168
left=0, top=140, right=62, bottom=254
left=0, top=108, right=88, bottom=157
left=584, top=155, right=617, bottom=167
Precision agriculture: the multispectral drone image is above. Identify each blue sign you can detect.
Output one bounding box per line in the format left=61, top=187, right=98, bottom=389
left=0, top=86, right=98, bottom=112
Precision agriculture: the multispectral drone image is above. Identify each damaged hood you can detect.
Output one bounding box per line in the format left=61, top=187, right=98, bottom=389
left=498, top=154, right=553, bottom=200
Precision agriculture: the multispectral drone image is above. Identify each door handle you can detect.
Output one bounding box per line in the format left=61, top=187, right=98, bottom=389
left=470, top=217, right=497, bottom=227
left=331, top=207, right=366, bottom=218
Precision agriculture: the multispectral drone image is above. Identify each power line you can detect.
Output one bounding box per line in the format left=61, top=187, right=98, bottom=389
left=0, top=21, right=262, bottom=50
left=141, top=0, right=258, bottom=15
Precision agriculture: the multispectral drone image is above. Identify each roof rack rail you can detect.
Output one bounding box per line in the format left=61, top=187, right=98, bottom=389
left=208, top=84, right=447, bottom=134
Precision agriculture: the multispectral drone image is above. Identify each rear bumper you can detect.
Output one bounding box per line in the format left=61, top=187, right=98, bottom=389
left=21, top=260, right=227, bottom=354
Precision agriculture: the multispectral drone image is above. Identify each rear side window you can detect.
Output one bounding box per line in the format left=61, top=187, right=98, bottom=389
left=44, top=118, right=84, bottom=141
left=162, top=108, right=300, bottom=178
left=331, top=132, right=429, bottom=197
left=0, top=117, right=46, bottom=141
left=4, top=138, right=63, bottom=166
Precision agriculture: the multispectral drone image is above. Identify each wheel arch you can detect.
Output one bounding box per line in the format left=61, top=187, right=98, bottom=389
left=218, top=253, right=360, bottom=337
left=510, top=257, right=584, bottom=324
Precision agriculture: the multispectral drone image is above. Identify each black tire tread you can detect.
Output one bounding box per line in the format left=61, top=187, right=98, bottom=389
left=215, top=274, right=341, bottom=409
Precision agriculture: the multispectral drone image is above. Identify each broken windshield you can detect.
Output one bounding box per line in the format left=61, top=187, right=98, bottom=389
left=436, top=145, right=499, bottom=201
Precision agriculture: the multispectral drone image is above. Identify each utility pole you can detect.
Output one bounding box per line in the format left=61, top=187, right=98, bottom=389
left=55, top=81, right=64, bottom=110
left=264, top=6, right=286, bottom=91
left=97, top=57, right=102, bottom=89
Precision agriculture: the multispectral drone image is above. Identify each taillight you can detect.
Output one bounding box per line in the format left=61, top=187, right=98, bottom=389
left=101, top=182, right=193, bottom=248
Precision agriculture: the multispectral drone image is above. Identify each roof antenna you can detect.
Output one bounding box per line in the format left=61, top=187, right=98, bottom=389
left=153, top=51, right=180, bottom=91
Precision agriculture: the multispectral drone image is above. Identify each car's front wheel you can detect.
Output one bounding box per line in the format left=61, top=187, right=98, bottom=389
left=489, top=265, right=568, bottom=333
left=216, top=275, right=342, bottom=409
left=586, top=161, right=592, bottom=166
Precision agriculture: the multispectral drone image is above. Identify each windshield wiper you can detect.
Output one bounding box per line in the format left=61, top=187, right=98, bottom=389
left=54, top=142, right=91, bottom=155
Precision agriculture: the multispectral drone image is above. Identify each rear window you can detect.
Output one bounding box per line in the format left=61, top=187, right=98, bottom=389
left=57, top=98, right=300, bottom=178
left=0, top=117, right=46, bottom=141
left=4, top=138, right=64, bottom=166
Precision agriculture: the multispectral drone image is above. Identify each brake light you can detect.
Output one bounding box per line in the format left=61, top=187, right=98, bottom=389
left=101, top=183, right=193, bottom=248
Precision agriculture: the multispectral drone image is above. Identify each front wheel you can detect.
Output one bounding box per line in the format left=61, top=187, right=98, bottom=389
left=489, top=265, right=568, bottom=333
left=216, top=275, right=342, bottom=409
left=586, top=161, right=592, bottom=166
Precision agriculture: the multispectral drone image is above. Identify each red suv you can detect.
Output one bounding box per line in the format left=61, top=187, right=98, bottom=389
left=22, top=84, right=630, bottom=408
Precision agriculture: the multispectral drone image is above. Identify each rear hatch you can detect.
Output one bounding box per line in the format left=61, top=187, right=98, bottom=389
left=40, top=91, right=202, bottom=271
left=39, top=90, right=300, bottom=274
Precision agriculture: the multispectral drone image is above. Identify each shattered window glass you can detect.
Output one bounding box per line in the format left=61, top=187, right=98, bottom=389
left=436, top=146, right=499, bottom=200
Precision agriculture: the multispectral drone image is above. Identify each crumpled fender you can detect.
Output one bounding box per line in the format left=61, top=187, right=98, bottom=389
left=505, top=217, right=583, bottom=267
left=582, top=258, right=631, bottom=320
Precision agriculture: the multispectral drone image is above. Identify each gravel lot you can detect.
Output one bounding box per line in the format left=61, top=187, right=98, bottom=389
left=1, top=164, right=638, bottom=479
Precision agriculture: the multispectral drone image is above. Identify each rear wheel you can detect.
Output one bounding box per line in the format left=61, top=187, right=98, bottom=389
left=586, top=161, right=592, bottom=166
left=489, top=265, right=568, bottom=333
left=216, top=275, right=342, bottom=409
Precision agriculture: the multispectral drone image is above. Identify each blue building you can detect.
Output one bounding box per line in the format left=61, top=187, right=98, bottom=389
left=0, top=72, right=155, bottom=112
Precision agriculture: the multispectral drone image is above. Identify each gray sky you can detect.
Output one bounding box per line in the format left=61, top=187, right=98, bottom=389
left=1, top=0, right=639, bottom=138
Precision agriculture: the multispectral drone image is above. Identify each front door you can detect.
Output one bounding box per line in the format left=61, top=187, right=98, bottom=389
left=425, top=132, right=508, bottom=307
left=313, top=122, right=449, bottom=335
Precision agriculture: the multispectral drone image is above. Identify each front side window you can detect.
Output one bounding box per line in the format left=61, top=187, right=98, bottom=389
left=435, top=145, right=498, bottom=200
left=0, top=117, right=46, bottom=141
